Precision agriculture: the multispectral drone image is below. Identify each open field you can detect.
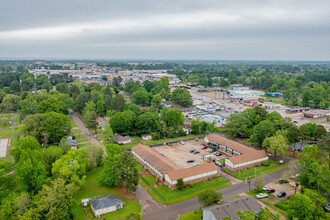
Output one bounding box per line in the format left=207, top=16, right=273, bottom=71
left=73, top=166, right=141, bottom=220
left=0, top=113, right=20, bottom=128
left=152, top=139, right=213, bottom=169
left=147, top=177, right=231, bottom=204
left=223, top=160, right=289, bottom=180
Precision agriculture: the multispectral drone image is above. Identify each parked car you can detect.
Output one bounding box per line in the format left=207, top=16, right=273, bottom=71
left=159, top=152, right=164, bottom=156
left=167, top=143, right=172, bottom=146
left=207, top=149, right=214, bottom=153
left=262, top=185, right=271, bottom=191
left=193, top=162, right=200, bottom=166
left=256, top=193, right=268, bottom=199
left=180, top=140, right=185, bottom=145
left=187, top=160, right=194, bottom=163
left=293, top=121, right=298, bottom=123
left=201, top=146, right=207, bottom=149
left=279, top=160, right=284, bottom=164
left=267, top=188, right=275, bottom=193
left=277, top=192, right=286, bottom=198
left=194, top=151, right=200, bottom=154
left=279, top=179, right=289, bottom=184
left=190, top=149, right=196, bottom=153
left=214, top=152, right=222, bottom=156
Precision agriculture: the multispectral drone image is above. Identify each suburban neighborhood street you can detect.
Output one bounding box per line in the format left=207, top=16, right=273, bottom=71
left=140, top=167, right=288, bottom=220
left=69, top=110, right=106, bottom=153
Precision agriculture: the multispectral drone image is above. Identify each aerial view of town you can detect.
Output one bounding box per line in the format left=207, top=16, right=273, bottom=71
left=0, top=1, right=329, bottom=220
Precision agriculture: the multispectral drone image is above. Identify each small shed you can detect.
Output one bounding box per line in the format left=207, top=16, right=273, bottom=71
left=141, top=134, right=152, bottom=141
left=90, top=195, right=123, bottom=217
left=81, top=198, right=90, bottom=207
left=115, top=135, right=131, bottom=145
left=66, top=137, right=78, bottom=149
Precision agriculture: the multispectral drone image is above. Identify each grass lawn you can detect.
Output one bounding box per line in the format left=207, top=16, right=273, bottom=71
left=78, top=143, right=91, bottom=148
left=71, top=129, right=82, bottom=135
left=0, top=113, right=20, bottom=128
left=139, top=175, right=156, bottom=188
left=0, top=128, right=18, bottom=164
left=178, top=210, right=202, bottom=220
left=223, top=160, right=289, bottom=180
left=74, top=134, right=89, bottom=143
left=136, top=162, right=145, bottom=173
left=70, top=120, right=78, bottom=128
left=147, top=177, right=231, bottom=204
left=121, top=136, right=142, bottom=149
left=73, top=166, right=141, bottom=220
left=144, top=134, right=201, bottom=145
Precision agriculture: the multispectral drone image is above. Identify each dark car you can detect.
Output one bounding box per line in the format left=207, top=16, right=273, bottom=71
left=187, top=160, right=194, bottom=163
left=293, top=121, right=298, bottom=123
left=277, top=192, right=286, bottom=198
left=279, top=179, right=289, bottom=184
left=194, top=151, right=200, bottom=154
left=190, top=149, right=196, bottom=153
left=267, top=188, right=275, bottom=193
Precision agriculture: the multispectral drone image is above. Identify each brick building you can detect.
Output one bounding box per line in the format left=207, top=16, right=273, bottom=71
left=205, top=134, right=268, bottom=172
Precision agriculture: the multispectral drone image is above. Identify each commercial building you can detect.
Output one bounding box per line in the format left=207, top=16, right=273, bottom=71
left=205, top=134, right=268, bottom=172
left=267, top=92, right=283, bottom=97
left=285, top=106, right=310, bottom=113
left=302, top=110, right=330, bottom=118
left=132, top=144, right=219, bottom=188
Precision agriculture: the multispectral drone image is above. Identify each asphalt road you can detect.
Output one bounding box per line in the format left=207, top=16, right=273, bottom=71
left=141, top=167, right=288, bottom=220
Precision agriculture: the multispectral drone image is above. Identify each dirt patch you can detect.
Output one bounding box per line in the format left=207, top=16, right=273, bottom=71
left=117, top=185, right=135, bottom=199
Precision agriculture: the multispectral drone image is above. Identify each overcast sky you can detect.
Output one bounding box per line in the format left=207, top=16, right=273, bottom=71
left=1, top=0, right=330, bottom=60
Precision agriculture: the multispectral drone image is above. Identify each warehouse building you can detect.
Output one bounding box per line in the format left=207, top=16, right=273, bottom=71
left=205, top=134, right=268, bottom=172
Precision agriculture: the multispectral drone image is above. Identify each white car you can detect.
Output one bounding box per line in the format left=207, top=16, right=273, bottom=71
left=262, top=185, right=271, bottom=191
left=256, top=193, right=268, bottom=199
left=193, top=162, right=200, bottom=166
left=180, top=140, right=185, bottom=145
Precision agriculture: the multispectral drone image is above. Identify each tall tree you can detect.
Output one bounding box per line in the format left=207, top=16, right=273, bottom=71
left=198, top=190, right=222, bottom=207
left=251, top=120, right=276, bottom=145
left=262, top=135, right=288, bottom=157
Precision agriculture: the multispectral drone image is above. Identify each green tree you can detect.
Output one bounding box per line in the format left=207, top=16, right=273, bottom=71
left=286, top=125, right=300, bottom=149
left=10, top=136, right=41, bottom=163
left=1, top=94, right=21, bottom=112
left=115, top=151, right=139, bottom=194
left=97, top=100, right=105, bottom=116
left=20, top=98, right=37, bottom=119
left=16, top=149, right=47, bottom=194
left=251, top=120, right=276, bottom=145
left=176, top=178, right=185, bottom=190
left=262, top=135, right=288, bottom=157
left=103, top=124, right=115, bottom=143
left=37, top=97, right=60, bottom=113
left=110, top=110, right=136, bottom=133
left=160, top=107, right=185, bottom=128
left=225, top=113, right=249, bottom=138
left=171, top=88, right=193, bottom=106
left=10, top=80, right=21, bottom=94
left=82, top=101, right=96, bottom=115
left=131, top=88, right=150, bottom=105
left=51, top=150, right=88, bottom=185
left=99, top=144, right=122, bottom=187
left=40, top=146, right=64, bottom=175
left=151, top=94, right=162, bottom=107
left=43, top=112, right=71, bottom=143
left=36, top=178, right=78, bottom=220
left=198, top=190, right=222, bottom=207
left=136, top=112, right=161, bottom=135
left=123, top=103, right=142, bottom=116
left=110, top=94, right=126, bottom=112
left=286, top=194, right=316, bottom=220
left=83, top=111, right=98, bottom=132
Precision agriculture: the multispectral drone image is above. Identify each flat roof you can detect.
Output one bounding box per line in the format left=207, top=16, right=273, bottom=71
left=132, top=144, right=179, bottom=173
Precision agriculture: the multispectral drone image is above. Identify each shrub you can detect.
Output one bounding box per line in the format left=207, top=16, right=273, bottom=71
left=177, top=178, right=185, bottom=190
left=262, top=161, right=271, bottom=166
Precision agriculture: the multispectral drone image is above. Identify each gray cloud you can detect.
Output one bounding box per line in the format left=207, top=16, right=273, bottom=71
left=0, top=0, right=330, bottom=60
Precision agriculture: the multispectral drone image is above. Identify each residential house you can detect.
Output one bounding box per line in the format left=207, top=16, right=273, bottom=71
left=90, top=195, right=123, bottom=217
left=203, top=196, right=261, bottom=220
left=115, top=135, right=131, bottom=145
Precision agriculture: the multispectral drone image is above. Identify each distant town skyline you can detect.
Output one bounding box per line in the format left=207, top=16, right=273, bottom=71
left=1, top=0, right=330, bottom=60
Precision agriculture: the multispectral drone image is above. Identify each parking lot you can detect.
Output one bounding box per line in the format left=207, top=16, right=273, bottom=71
left=152, top=139, right=222, bottom=169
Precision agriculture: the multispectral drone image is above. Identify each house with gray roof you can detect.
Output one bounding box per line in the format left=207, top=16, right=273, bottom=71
left=203, top=196, right=261, bottom=220
left=90, top=195, right=123, bottom=217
